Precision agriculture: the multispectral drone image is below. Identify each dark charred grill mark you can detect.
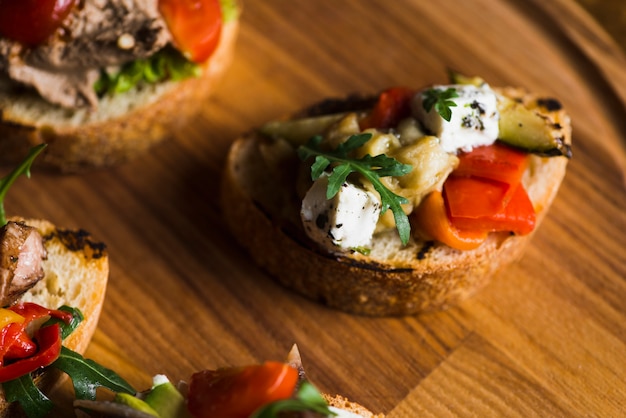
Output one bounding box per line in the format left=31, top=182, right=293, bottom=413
left=45, top=229, right=107, bottom=260
left=537, top=97, right=563, bottom=111
left=417, top=241, right=435, bottom=260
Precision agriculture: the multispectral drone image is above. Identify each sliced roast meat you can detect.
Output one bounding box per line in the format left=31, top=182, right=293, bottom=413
left=0, top=221, right=47, bottom=307
left=0, top=0, right=173, bottom=108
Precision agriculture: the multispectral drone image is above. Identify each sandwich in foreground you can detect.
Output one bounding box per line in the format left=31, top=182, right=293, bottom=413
left=220, top=72, right=572, bottom=316
left=0, top=0, right=240, bottom=172
left=74, top=344, right=383, bottom=418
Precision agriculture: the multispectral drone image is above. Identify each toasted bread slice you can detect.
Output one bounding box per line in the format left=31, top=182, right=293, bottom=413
left=220, top=87, right=570, bottom=316
left=0, top=217, right=108, bottom=417
left=0, top=16, right=239, bottom=172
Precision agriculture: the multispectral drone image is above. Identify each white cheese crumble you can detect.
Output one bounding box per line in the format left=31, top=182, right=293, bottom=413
left=301, top=175, right=381, bottom=250
left=412, top=84, right=499, bottom=153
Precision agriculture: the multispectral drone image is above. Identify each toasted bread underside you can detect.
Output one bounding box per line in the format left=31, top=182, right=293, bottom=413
left=0, top=218, right=109, bottom=417
left=0, top=19, right=239, bottom=172
left=220, top=91, right=570, bottom=316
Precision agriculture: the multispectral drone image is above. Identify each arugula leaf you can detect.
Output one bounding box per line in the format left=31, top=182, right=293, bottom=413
left=51, top=347, right=135, bottom=400
left=94, top=46, right=201, bottom=96
left=422, top=87, right=459, bottom=122
left=3, top=374, right=54, bottom=418
left=0, top=144, right=47, bottom=226
left=42, top=306, right=84, bottom=340
left=251, top=381, right=337, bottom=418
left=298, top=133, right=413, bottom=246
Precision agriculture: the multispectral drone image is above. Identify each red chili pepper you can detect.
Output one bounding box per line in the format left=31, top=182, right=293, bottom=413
left=0, top=323, right=62, bottom=383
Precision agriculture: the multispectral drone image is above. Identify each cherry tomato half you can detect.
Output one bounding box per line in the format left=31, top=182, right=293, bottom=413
left=0, top=0, right=76, bottom=47
left=159, top=0, right=223, bottom=63
left=187, top=362, right=298, bottom=418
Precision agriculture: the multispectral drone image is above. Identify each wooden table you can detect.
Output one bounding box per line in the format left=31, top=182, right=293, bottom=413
left=9, top=0, right=626, bottom=416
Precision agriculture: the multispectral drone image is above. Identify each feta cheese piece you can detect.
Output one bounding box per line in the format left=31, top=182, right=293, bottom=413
left=413, top=84, right=499, bottom=153
left=301, top=175, right=381, bottom=250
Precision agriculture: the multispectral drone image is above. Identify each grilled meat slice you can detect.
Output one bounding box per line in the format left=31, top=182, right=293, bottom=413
left=0, top=221, right=47, bottom=307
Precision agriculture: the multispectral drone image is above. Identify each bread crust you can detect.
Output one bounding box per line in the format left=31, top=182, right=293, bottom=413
left=0, top=18, right=239, bottom=172
left=220, top=90, right=570, bottom=316
left=0, top=218, right=108, bottom=416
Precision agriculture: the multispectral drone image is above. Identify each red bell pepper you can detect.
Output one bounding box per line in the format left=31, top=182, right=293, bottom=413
left=412, top=190, right=488, bottom=251
left=0, top=303, right=73, bottom=378
left=187, top=361, right=298, bottom=418
left=441, top=142, right=536, bottom=237
left=360, top=87, right=415, bottom=130
left=452, top=142, right=529, bottom=185
left=444, top=176, right=513, bottom=219
left=448, top=183, right=536, bottom=235
left=0, top=323, right=62, bottom=383
left=0, top=322, right=36, bottom=363
left=8, top=302, right=74, bottom=325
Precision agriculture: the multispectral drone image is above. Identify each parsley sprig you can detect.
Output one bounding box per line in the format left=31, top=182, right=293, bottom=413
left=297, top=133, right=413, bottom=246
left=422, top=87, right=459, bottom=121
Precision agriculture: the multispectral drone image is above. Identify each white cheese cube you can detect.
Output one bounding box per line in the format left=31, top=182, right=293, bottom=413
left=412, top=84, right=499, bottom=153
left=301, top=175, right=381, bottom=250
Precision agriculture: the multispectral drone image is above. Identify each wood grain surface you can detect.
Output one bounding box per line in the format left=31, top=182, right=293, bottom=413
left=6, top=0, right=625, bottom=416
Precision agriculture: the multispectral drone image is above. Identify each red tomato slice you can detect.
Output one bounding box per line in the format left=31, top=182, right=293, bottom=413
left=453, top=142, right=529, bottom=186
left=360, top=87, right=415, bottom=130
left=448, top=183, right=536, bottom=235
left=187, top=361, right=298, bottom=418
left=0, top=0, right=76, bottom=46
left=159, top=0, right=223, bottom=63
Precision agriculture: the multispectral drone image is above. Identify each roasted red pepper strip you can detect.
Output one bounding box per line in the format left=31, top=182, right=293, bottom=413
left=452, top=142, right=529, bottom=185
left=448, top=183, right=536, bottom=235
left=187, top=361, right=299, bottom=418
left=360, top=87, right=415, bottom=130
left=8, top=302, right=74, bottom=325
left=0, top=323, right=62, bottom=383
left=412, top=191, right=488, bottom=251
left=0, top=322, right=36, bottom=363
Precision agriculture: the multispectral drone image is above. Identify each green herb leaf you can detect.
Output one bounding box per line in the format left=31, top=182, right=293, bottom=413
left=422, top=87, right=459, bottom=122
left=298, top=133, right=413, bottom=245
left=251, top=381, right=337, bottom=418
left=51, top=347, right=136, bottom=400
left=0, top=144, right=47, bottom=227
left=42, top=306, right=84, bottom=340
left=95, top=46, right=200, bottom=96
left=3, top=374, right=53, bottom=418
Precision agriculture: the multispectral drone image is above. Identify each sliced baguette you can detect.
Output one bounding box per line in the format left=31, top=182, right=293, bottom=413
left=0, top=16, right=239, bottom=173
left=0, top=217, right=109, bottom=417
left=220, top=88, right=570, bottom=316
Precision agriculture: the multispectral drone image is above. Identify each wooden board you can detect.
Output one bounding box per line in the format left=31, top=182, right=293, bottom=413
left=6, top=0, right=625, bottom=416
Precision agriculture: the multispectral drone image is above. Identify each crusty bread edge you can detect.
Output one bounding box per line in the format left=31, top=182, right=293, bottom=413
left=0, top=217, right=109, bottom=417
left=220, top=104, right=569, bottom=316
left=324, top=394, right=385, bottom=417
left=0, top=17, right=239, bottom=172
